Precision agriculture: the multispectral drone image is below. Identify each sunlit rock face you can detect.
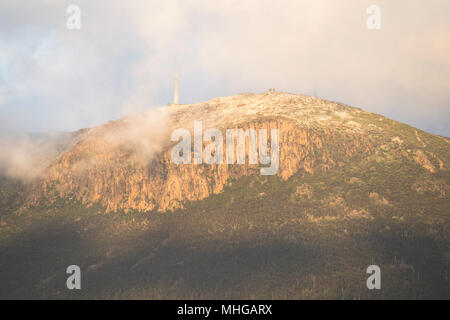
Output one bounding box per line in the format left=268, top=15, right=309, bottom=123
left=19, top=92, right=448, bottom=213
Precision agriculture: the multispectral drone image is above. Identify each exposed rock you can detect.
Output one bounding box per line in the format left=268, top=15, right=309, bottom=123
left=412, top=179, right=447, bottom=197
left=369, top=192, right=391, bottom=206
left=391, top=136, right=403, bottom=145
left=415, top=130, right=427, bottom=147
left=413, top=149, right=435, bottom=173
left=294, top=184, right=313, bottom=200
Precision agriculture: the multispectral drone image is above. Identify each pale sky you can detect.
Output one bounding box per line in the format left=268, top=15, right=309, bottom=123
left=0, top=0, right=449, bottom=136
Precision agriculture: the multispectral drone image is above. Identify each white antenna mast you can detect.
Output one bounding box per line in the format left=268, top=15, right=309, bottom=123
left=174, top=57, right=179, bottom=104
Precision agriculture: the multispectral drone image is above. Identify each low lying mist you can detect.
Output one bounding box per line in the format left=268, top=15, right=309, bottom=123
left=0, top=131, right=83, bottom=182
left=102, top=106, right=173, bottom=165
left=0, top=106, right=173, bottom=182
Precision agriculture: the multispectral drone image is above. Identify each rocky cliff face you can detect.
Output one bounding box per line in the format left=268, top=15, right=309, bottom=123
left=21, top=92, right=448, bottom=213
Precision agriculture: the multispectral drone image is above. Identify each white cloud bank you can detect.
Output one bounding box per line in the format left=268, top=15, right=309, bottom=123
left=0, top=0, right=449, bottom=136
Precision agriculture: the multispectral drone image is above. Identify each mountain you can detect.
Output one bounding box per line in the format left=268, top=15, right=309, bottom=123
left=0, top=92, right=449, bottom=299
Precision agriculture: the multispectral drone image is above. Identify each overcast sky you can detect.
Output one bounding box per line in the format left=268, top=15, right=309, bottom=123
left=0, top=0, right=449, bottom=136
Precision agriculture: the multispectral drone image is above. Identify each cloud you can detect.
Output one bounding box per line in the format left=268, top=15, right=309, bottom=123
left=101, top=107, right=173, bottom=166
left=0, top=132, right=70, bottom=181
left=0, top=107, right=172, bottom=181
left=0, top=0, right=449, bottom=136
